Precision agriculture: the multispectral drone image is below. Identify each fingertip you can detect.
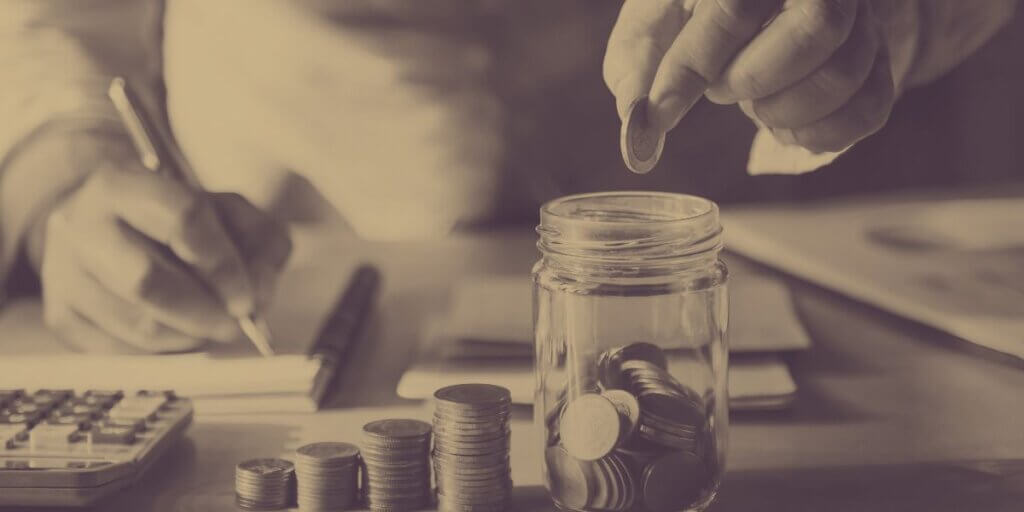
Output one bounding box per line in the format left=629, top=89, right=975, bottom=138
left=612, top=76, right=650, bottom=123
left=649, top=69, right=706, bottom=133
left=226, top=293, right=256, bottom=319
left=703, top=84, right=737, bottom=105
left=210, top=258, right=257, bottom=318
left=647, top=92, right=687, bottom=134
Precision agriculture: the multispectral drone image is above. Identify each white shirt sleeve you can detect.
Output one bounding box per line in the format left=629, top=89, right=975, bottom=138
left=0, top=0, right=162, bottom=290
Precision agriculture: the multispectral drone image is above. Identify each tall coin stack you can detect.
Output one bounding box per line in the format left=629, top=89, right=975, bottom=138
left=361, top=419, right=433, bottom=511
left=294, top=442, right=360, bottom=511
left=432, top=384, right=513, bottom=512
left=546, top=342, right=718, bottom=512
left=235, top=458, right=296, bottom=510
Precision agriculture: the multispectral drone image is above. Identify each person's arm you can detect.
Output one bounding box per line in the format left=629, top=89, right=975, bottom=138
left=0, top=0, right=162, bottom=293
left=890, top=0, right=1017, bottom=90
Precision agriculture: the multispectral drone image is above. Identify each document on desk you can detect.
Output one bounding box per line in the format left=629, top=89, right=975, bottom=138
left=397, top=256, right=808, bottom=410
left=0, top=227, right=363, bottom=414
left=721, top=195, right=1024, bottom=360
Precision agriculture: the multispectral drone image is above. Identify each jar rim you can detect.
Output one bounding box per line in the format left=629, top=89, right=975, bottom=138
left=540, top=191, right=716, bottom=227
left=537, top=192, right=723, bottom=274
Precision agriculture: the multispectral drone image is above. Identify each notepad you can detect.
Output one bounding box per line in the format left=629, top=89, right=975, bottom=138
left=0, top=227, right=360, bottom=415
left=397, top=255, right=808, bottom=410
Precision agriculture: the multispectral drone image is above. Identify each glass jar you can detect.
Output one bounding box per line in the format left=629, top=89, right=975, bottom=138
left=533, top=192, right=728, bottom=512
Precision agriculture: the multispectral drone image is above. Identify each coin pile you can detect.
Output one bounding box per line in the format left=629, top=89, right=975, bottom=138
left=546, top=342, right=718, bottom=512
left=432, top=384, right=513, bottom=512
left=361, top=419, right=433, bottom=511
left=235, top=458, right=296, bottom=510
left=294, top=442, right=360, bottom=511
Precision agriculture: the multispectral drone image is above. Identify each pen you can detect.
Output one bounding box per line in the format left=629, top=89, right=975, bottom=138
left=309, top=264, right=381, bottom=407
left=107, top=76, right=276, bottom=357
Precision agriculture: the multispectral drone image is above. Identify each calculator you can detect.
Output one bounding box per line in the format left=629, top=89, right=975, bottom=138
left=0, top=389, right=192, bottom=507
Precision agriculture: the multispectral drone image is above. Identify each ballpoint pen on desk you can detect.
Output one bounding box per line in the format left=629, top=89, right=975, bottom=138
left=309, top=264, right=381, bottom=407
left=107, top=76, right=276, bottom=357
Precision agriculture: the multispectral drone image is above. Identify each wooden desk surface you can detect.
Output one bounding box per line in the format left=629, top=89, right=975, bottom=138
left=4, top=226, right=1023, bottom=511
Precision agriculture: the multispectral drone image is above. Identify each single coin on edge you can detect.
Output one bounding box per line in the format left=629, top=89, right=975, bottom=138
left=621, top=96, right=665, bottom=174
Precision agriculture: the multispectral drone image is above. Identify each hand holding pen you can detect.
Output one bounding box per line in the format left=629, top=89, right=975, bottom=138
left=28, top=78, right=291, bottom=354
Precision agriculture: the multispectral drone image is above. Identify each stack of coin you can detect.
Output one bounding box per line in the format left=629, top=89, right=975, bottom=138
left=235, top=458, right=295, bottom=510
left=361, top=419, right=433, bottom=511
left=546, top=342, right=718, bottom=512
left=294, top=442, right=360, bottom=511
left=432, top=384, right=512, bottom=512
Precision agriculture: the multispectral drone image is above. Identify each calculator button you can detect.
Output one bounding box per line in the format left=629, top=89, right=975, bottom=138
left=85, top=390, right=124, bottom=407
left=10, top=402, right=41, bottom=414
left=100, top=417, right=146, bottom=432
left=136, top=390, right=175, bottom=400
left=30, top=390, right=72, bottom=407
left=0, top=425, right=26, bottom=449
left=45, top=414, right=93, bottom=430
left=57, top=404, right=103, bottom=419
left=0, top=390, right=25, bottom=400
left=89, top=426, right=136, bottom=445
left=108, top=396, right=164, bottom=422
left=30, top=424, right=82, bottom=448
left=75, top=395, right=116, bottom=409
left=1, top=411, right=43, bottom=426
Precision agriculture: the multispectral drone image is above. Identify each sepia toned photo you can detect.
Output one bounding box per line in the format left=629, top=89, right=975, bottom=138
left=0, top=1, right=1021, bottom=511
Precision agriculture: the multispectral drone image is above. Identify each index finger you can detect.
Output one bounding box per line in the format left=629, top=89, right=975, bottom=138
left=94, top=167, right=255, bottom=317
left=648, top=0, right=781, bottom=132
left=603, top=0, right=693, bottom=121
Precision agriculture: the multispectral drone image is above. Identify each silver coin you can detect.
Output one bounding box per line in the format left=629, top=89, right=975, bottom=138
left=295, top=441, right=360, bottom=461
left=434, top=384, right=511, bottom=407
left=363, top=418, right=432, bottom=439
left=620, top=97, right=665, bottom=174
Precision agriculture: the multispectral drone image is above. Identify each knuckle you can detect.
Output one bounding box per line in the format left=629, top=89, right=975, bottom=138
left=168, top=194, right=211, bottom=242
left=175, top=194, right=207, bottom=230
left=731, top=67, right=771, bottom=99
left=813, top=60, right=863, bottom=96
left=125, top=257, right=160, bottom=300
left=802, top=0, right=856, bottom=38
left=713, top=0, right=770, bottom=27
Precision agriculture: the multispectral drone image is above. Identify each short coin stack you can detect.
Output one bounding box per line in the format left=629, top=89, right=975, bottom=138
left=361, top=419, right=433, bottom=511
left=546, top=342, right=717, bottom=512
left=432, top=384, right=513, bottom=512
left=235, top=458, right=295, bottom=510
left=294, top=442, right=360, bottom=511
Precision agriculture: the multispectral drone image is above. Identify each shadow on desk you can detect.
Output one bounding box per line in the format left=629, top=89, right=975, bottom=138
left=711, top=460, right=1024, bottom=512
left=5, top=459, right=1020, bottom=511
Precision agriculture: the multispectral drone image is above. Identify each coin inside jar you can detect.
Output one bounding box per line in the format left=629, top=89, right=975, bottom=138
left=559, top=393, right=623, bottom=461
left=641, top=451, right=705, bottom=512
left=620, top=97, right=665, bottom=174
left=545, top=446, right=591, bottom=510
left=600, top=389, right=640, bottom=442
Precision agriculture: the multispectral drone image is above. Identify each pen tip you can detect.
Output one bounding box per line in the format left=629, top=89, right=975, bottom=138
left=239, top=316, right=275, bottom=357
